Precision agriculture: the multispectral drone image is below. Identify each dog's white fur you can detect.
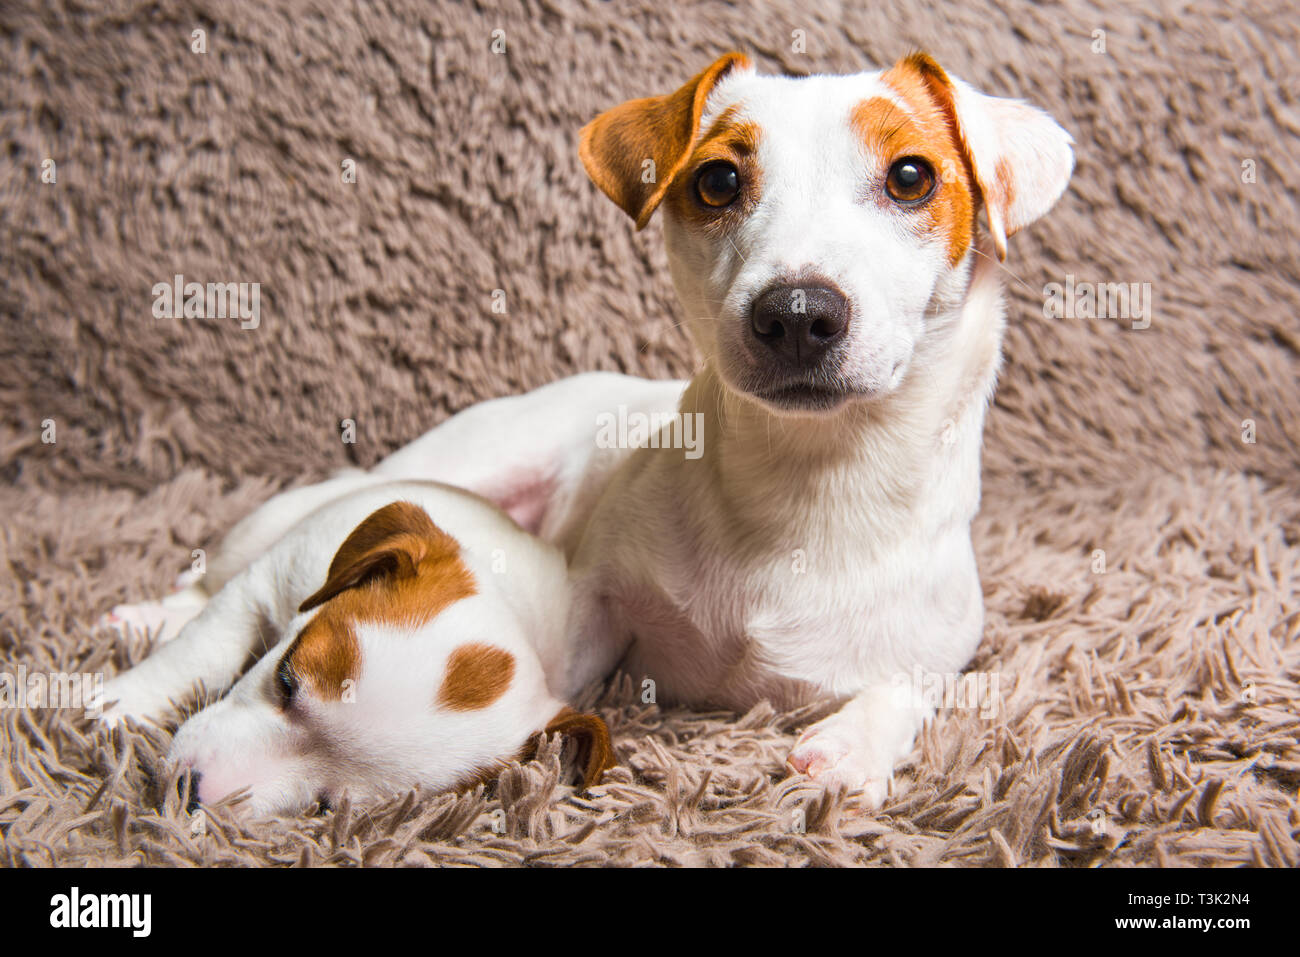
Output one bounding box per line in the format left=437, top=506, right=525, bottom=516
left=101, top=53, right=1073, bottom=814
left=107, top=481, right=574, bottom=814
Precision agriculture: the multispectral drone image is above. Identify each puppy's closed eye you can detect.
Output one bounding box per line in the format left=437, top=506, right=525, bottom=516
left=275, top=653, right=298, bottom=706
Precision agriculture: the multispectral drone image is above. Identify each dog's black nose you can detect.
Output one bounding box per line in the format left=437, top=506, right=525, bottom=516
left=179, top=771, right=202, bottom=814
left=750, top=283, right=850, bottom=367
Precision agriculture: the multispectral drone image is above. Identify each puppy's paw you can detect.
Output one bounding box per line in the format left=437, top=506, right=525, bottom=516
left=787, top=720, right=891, bottom=808
left=98, top=592, right=205, bottom=647
left=96, top=675, right=177, bottom=728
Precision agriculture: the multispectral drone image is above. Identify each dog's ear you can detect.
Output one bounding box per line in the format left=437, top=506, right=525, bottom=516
left=298, top=501, right=456, bottom=613
left=894, top=53, right=1074, bottom=261
left=524, top=707, right=616, bottom=789
left=580, top=52, right=752, bottom=230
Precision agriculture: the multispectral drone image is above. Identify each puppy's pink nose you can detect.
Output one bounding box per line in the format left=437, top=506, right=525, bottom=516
left=750, top=283, right=850, bottom=367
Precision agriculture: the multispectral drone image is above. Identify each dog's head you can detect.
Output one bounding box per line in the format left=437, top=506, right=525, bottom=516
left=169, top=501, right=613, bottom=816
left=580, top=52, right=1073, bottom=414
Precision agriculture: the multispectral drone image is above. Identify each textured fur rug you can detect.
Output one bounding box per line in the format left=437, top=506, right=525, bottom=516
left=1, top=0, right=1297, bottom=867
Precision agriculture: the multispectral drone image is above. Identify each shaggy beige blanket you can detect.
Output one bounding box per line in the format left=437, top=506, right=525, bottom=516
left=1, top=0, right=1297, bottom=866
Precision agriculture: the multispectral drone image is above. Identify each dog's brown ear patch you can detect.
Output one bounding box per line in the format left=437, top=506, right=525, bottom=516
left=580, top=52, right=751, bottom=229
left=523, top=707, right=616, bottom=789
left=298, top=500, right=476, bottom=620
left=882, top=51, right=1073, bottom=262
left=436, top=643, right=515, bottom=711
left=301, top=501, right=451, bottom=613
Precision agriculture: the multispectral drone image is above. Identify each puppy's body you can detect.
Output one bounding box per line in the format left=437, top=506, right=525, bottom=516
left=105, top=480, right=602, bottom=814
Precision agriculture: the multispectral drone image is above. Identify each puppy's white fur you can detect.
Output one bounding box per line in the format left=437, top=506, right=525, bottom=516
left=107, top=482, right=573, bottom=815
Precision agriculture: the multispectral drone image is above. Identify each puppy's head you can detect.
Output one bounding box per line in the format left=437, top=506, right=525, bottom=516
left=580, top=52, right=1073, bottom=414
left=169, top=501, right=613, bottom=816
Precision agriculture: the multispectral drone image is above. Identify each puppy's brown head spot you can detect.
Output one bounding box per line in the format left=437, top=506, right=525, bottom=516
left=286, top=617, right=360, bottom=702
left=287, top=502, right=480, bottom=703
left=436, top=643, right=515, bottom=711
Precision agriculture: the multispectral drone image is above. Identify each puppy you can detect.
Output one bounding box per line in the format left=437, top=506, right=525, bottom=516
left=103, top=481, right=613, bottom=815
left=104, top=51, right=1072, bottom=812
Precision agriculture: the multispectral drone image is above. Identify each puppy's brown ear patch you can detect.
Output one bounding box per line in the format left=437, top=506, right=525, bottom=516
left=298, top=500, right=474, bottom=616
left=524, top=707, right=616, bottom=789
left=580, top=52, right=751, bottom=229
left=436, top=643, right=515, bottom=711
left=300, top=501, right=441, bottom=612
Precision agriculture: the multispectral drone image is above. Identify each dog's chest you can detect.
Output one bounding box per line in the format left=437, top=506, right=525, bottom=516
left=610, top=551, right=874, bottom=711
left=617, top=588, right=823, bottom=711
left=601, top=507, right=984, bottom=710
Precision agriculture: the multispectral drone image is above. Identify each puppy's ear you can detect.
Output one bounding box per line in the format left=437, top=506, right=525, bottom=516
left=580, top=52, right=752, bottom=230
left=895, top=53, right=1074, bottom=261
left=525, top=707, right=616, bottom=789
left=299, top=501, right=456, bottom=613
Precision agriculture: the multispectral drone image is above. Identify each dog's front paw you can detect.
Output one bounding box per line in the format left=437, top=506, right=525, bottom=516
left=786, top=720, right=891, bottom=808
left=96, top=675, right=178, bottom=728
left=98, top=596, right=204, bottom=648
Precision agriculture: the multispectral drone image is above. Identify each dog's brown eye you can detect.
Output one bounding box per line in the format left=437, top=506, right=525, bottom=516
left=886, top=157, right=936, bottom=205
left=695, top=161, right=741, bottom=207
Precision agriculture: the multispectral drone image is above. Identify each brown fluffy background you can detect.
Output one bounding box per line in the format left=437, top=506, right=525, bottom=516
left=1, top=0, right=1297, bottom=866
